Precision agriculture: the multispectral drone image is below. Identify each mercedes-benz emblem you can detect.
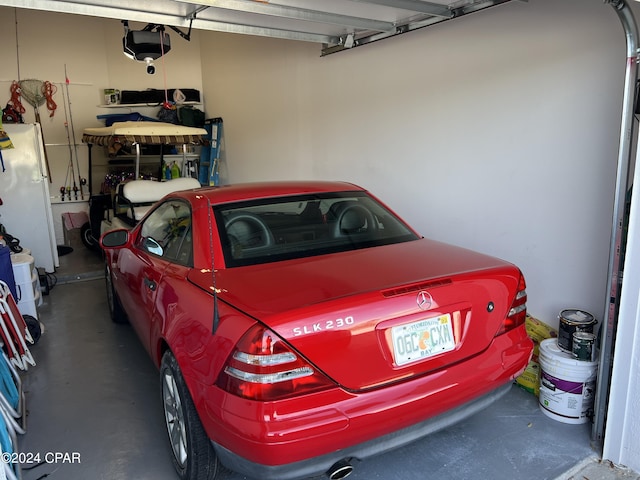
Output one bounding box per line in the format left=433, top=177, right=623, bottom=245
left=416, top=291, right=432, bottom=311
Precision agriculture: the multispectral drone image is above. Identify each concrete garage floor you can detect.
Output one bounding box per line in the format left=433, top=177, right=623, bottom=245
left=15, top=242, right=640, bottom=480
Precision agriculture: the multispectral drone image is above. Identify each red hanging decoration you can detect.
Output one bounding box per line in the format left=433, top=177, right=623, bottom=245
left=9, top=81, right=25, bottom=115
left=42, top=81, right=57, bottom=117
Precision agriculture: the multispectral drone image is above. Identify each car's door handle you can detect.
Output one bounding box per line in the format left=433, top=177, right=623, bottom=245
left=144, top=277, right=157, bottom=291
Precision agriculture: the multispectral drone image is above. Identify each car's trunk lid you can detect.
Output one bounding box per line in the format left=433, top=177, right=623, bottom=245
left=189, top=238, right=522, bottom=391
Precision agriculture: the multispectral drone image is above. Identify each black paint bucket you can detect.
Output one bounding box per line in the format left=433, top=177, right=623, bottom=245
left=572, top=331, right=597, bottom=362
left=557, top=309, right=597, bottom=353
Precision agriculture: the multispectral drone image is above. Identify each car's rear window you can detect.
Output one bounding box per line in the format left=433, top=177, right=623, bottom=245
left=214, top=191, right=419, bottom=267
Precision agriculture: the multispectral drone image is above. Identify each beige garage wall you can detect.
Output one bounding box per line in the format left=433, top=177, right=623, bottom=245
left=200, top=0, right=634, bottom=329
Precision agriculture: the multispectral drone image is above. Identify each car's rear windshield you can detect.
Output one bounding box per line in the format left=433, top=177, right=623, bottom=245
left=213, top=191, right=419, bottom=267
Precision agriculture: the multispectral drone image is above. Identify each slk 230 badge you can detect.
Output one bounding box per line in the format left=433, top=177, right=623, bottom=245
left=292, top=316, right=355, bottom=336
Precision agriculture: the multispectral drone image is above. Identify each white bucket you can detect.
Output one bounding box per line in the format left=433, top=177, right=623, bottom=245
left=538, top=338, right=598, bottom=424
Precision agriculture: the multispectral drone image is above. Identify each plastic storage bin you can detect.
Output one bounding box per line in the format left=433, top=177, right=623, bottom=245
left=10, top=253, right=39, bottom=320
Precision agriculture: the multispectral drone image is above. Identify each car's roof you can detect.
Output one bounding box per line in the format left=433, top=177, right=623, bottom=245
left=175, top=180, right=365, bottom=204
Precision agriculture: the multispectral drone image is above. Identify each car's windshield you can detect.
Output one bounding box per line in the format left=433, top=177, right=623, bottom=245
left=214, top=191, right=419, bottom=267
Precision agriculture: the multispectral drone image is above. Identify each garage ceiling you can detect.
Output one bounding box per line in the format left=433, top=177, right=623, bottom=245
left=0, top=0, right=516, bottom=55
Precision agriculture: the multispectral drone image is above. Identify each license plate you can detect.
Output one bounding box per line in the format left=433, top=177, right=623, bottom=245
left=391, top=313, right=455, bottom=366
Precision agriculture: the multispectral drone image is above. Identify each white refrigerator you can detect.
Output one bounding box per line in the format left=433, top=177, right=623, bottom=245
left=1, top=123, right=59, bottom=272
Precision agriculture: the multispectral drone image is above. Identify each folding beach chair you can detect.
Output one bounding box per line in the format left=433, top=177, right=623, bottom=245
left=0, top=402, right=22, bottom=480
left=0, top=352, right=25, bottom=434
left=0, top=409, right=20, bottom=480
left=0, top=352, right=24, bottom=480
left=0, top=282, right=35, bottom=371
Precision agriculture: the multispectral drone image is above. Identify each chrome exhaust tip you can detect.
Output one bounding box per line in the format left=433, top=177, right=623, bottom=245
left=327, top=459, right=354, bottom=480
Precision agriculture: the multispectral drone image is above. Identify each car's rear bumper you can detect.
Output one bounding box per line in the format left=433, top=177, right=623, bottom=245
left=214, top=383, right=512, bottom=480
left=201, top=327, right=532, bottom=480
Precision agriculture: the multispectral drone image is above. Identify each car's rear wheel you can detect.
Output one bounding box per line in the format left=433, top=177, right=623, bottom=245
left=105, top=263, right=127, bottom=324
left=161, top=350, right=220, bottom=480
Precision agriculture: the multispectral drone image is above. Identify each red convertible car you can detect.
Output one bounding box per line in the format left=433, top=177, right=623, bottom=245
left=100, top=181, right=532, bottom=480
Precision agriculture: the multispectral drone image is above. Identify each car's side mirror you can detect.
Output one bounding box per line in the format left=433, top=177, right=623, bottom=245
left=101, top=229, right=129, bottom=248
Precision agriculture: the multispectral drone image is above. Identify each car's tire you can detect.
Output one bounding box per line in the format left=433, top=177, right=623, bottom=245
left=161, top=350, right=220, bottom=480
left=80, top=221, right=100, bottom=251
left=105, top=263, right=128, bottom=324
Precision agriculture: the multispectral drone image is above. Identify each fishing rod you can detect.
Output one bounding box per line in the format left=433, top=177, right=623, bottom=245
left=64, top=64, right=84, bottom=200
left=60, top=83, right=77, bottom=200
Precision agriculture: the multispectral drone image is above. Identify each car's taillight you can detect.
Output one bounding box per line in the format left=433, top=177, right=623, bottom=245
left=496, top=273, right=527, bottom=336
left=216, top=324, right=335, bottom=401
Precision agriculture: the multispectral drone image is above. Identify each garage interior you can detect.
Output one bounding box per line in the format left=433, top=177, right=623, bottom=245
left=1, top=0, right=640, bottom=479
